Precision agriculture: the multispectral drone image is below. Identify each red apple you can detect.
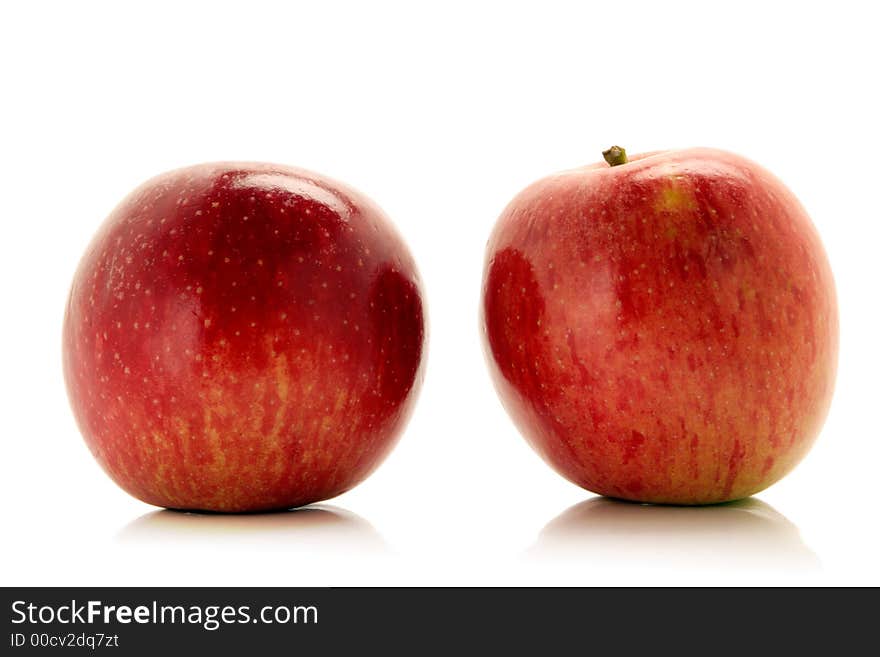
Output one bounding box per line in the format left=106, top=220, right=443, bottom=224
left=63, top=163, right=426, bottom=512
left=481, top=147, right=837, bottom=504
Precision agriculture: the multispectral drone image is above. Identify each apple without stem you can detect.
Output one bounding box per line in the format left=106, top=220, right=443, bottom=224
left=481, top=147, right=837, bottom=504
left=63, top=163, right=426, bottom=512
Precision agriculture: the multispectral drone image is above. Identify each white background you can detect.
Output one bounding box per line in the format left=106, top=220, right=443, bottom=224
left=1, top=1, right=878, bottom=586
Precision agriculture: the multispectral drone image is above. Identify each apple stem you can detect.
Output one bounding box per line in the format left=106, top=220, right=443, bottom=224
left=602, top=146, right=628, bottom=167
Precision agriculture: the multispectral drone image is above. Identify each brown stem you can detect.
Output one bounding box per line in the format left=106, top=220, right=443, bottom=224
left=602, top=145, right=628, bottom=167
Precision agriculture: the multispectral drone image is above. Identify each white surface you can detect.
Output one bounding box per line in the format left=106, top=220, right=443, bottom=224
left=1, top=1, right=877, bottom=586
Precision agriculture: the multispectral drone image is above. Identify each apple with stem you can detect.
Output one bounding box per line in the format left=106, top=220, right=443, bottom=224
left=64, top=162, right=426, bottom=512
left=481, top=146, right=837, bottom=504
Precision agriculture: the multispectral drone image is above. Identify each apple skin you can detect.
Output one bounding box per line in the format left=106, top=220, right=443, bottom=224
left=481, top=148, right=837, bottom=504
left=63, top=163, right=426, bottom=512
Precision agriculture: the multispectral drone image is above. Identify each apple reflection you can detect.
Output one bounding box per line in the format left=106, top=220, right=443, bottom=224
left=532, top=497, right=818, bottom=571
left=117, top=504, right=387, bottom=554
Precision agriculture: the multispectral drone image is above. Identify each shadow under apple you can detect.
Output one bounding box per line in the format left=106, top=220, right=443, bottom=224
left=117, top=503, right=388, bottom=554
left=530, top=496, right=819, bottom=571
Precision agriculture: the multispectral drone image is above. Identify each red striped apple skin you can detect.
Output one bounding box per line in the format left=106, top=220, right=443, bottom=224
left=481, top=148, right=837, bottom=504
left=63, top=163, right=426, bottom=512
